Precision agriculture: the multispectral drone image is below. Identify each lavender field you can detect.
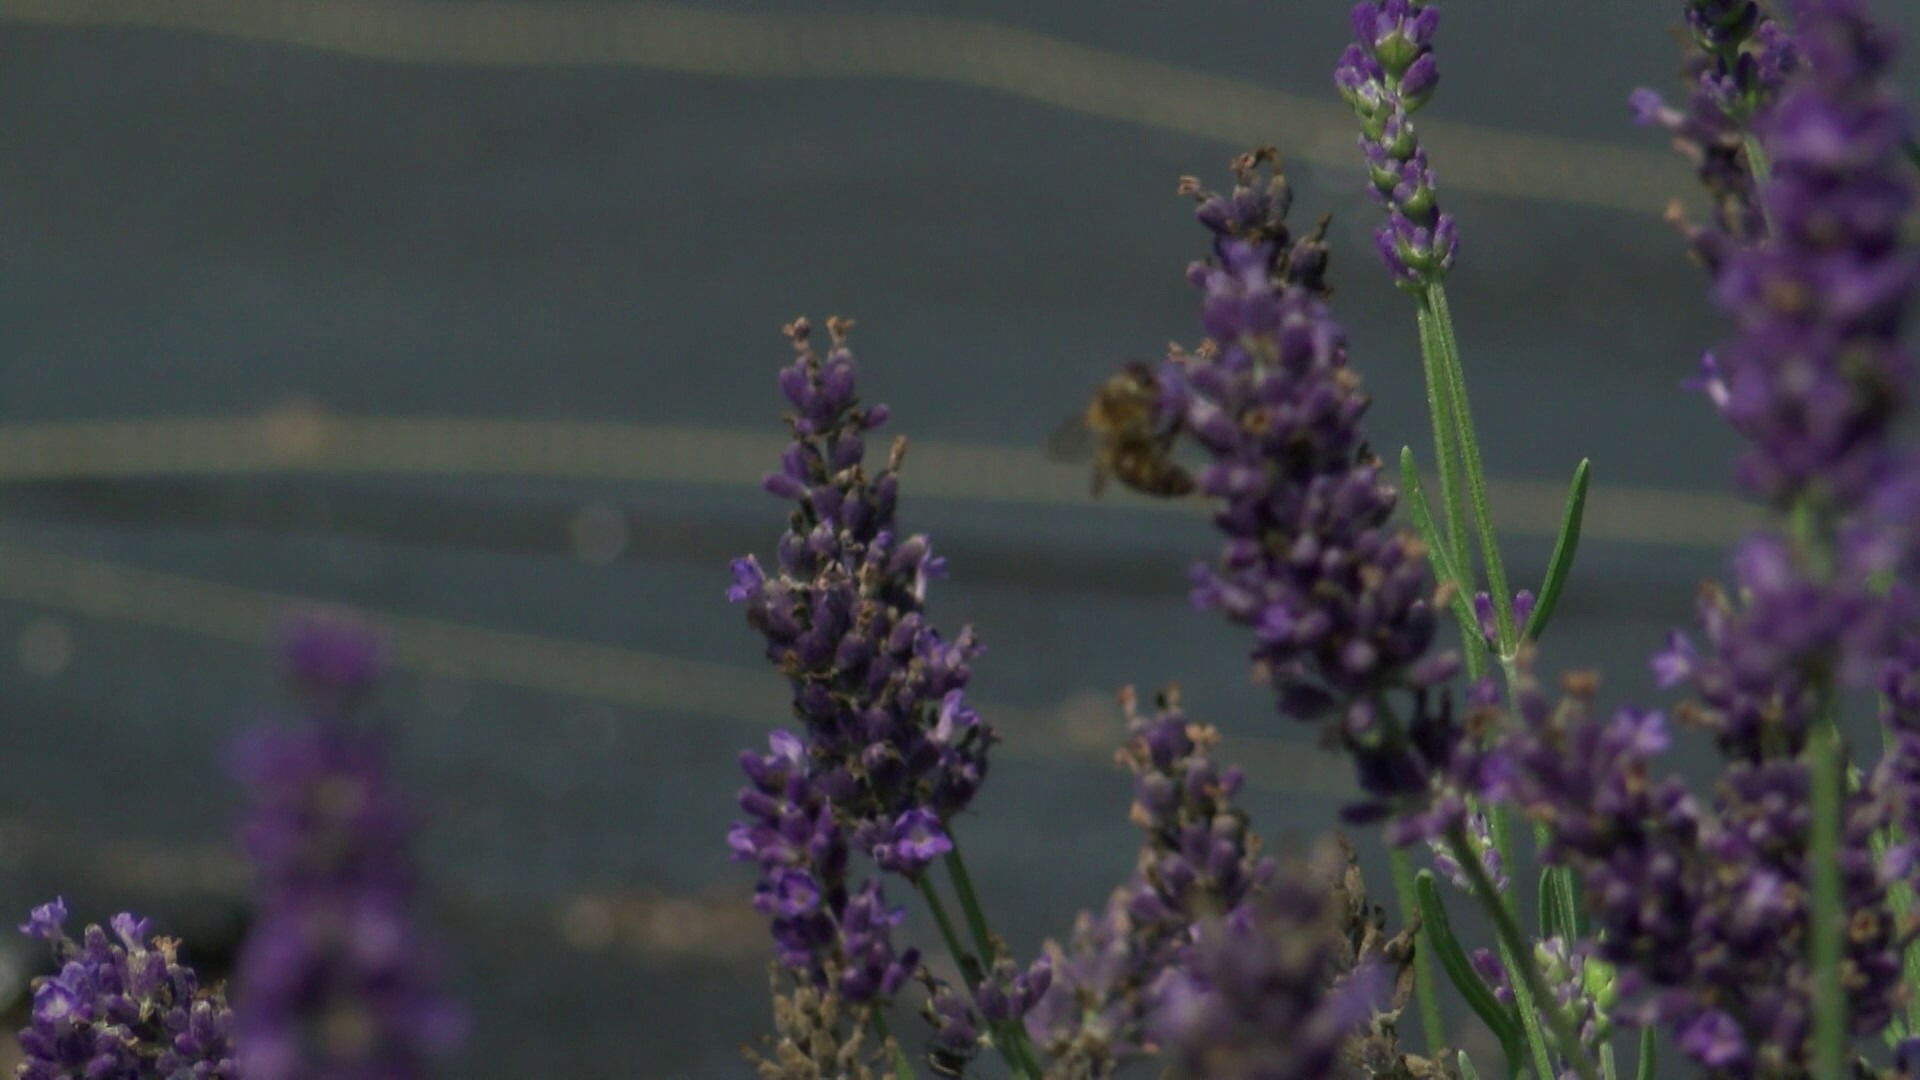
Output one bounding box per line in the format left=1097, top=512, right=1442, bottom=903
left=2, top=1, right=1919, bottom=1076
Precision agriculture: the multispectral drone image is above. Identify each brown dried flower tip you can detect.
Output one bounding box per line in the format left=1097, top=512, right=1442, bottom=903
left=745, top=966, right=891, bottom=1080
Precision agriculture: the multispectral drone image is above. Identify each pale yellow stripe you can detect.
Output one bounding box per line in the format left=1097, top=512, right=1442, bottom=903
left=0, top=0, right=1686, bottom=216
left=0, top=538, right=1358, bottom=796
left=0, top=412, right=1762, bottom=548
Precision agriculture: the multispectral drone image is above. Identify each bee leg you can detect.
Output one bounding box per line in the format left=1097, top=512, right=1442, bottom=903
left=1090, top=467, right=1109, bottom=498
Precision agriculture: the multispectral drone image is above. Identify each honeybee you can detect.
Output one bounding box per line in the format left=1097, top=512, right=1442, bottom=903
left=1048, top=360, right=1197, bottom=499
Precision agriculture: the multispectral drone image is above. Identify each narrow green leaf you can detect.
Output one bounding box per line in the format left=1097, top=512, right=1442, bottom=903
left=1537, top=866, right=1567, bottom=942
left=1429, top=284, right=1518, bottom=654
left=1523, top=458, right=1590, bottom=645
left=1457, top=1051, right=1484, bottom=1080
left=1537, top=865, right=1583, bottom=948
left=1634, top=1027, right=1656, bottom=1080
left=1905, top=137, right=1920, bottom=169
left=1400, top=447, right=1478, bottom=634
left=1415, top=870, right=1525, bottom=1076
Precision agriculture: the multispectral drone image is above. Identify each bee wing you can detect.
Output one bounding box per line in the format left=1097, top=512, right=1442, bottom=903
left=1046, top=413, right=1098, bottom=463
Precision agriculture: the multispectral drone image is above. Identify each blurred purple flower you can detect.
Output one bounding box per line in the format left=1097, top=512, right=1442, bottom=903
left=232, top=618, right=464, bottom=1079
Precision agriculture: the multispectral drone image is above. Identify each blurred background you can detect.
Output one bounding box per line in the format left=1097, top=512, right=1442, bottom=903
left=1, top=0, right=1916, bottom=1075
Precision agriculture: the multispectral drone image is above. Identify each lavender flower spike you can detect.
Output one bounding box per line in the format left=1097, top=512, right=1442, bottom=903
left=15, top=904, right=239, bottom=1078
left=1153, top=863, right=1384, bottom=1080
left=1710, top=0, right=1917, bottom=518
left=1336, top=0, right=1459, bottom=286
left=727, top=317, right=995, bottom=879
left=232, top=613, right=465, bottom=1079
left=1630, top=4, right=1797, bottom=270
left=1661, top=0, right=1920, bottom=763
left=1165, top=237, right=1461, bottom=834
left=1026, top=687, right=1273, bottom=1071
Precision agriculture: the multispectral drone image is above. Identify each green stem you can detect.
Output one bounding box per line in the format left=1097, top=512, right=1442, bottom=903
left=939, top=847, right=1047, bottom=1079
left=1498, top=932, right=1558, bottom=1080
left=913, top=876, right=1035, bottom=1079
left=1743, top=133, right=1779, bottom=237
left=1599, top=1041, right=1618, bottom=1080
left=1414, top=295, right=1485, bottom=681
left=1415, top=294, right=1472, bottom=578
left=1448, top=828, right=1601, bottom=1080
left=942, top=848, right=998, bottom=963
left=1809, top=721, right=1847, bottom=1080
left=870, top=1013, right=917, bottom=1080
left=1429, top=284, right=1516, bottom=655
left=1391, top=847, right=1449, bottom=1055
left=914, top=876, right=978, bottom=981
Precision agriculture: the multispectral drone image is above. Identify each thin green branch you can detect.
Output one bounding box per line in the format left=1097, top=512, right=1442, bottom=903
left=942, top=848, right=997, bottom=963
left=1428, top=284, right=1517, bottom=655
left=941, top=846, right=1046, bottom=1078
left=1415, top=294, right=1471, bottom=579
left=1742, top=133, right=1782, bottom=239
left=912, top=876, right=1036, bottom=1079
left=914, top=874, right=980, bottom=984
left=1391, top=847, right=1448, bottom=1055
left=1448, top=827, right=1601, bottom=1080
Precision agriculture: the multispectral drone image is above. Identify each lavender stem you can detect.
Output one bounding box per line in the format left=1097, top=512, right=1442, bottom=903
left=1447, top=826, right=1600, bottom=1080
left=912, top=875, right=1038, bottom=1079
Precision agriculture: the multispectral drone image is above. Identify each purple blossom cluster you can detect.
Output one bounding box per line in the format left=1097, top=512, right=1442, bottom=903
left=731, top=729, right=918, bottom=1002
left=1179, top=147, right=1332, bottom=296
left=1631, top=3, right=1799, bottom=271
left=1648, top=0, right=1917, bottom=912
left=15, top=900, right=238, bottom=1078
left=1505, top=667, right=1906, bottom=1073
left=724, top=317, right=999, bottom=1007
left=1335, top=0, right=1459, bottom=286
left=1696, top=0, right=1917, bottom=521
left=1152, top=869, right=1383, bottom=1080
left=1161, top=235, right=1461, bottom=830
left=1025, top=689, right=1272, bottom=1070
left=727, top=318, right=993, bottom=871
left=230, top=615, right=464, bottom=1079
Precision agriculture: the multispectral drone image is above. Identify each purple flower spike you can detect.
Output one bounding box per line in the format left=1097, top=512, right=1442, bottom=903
left=1153, top=867, right=1379, bottom=1080
left=1025, top=688, right=1275, bottom=1069
left=233, top=637, right=463, bottom=1078
left=1179, top=147, right=1333, bottom=296
left=727, top=316, right=1004, bottom=1004
left=1507, top=654, right=1904, bottom=1072
left=275, top=611, right=387, bottom=704
left=1165, top=236, right=1463, bottom=831
left=1338, top=0, right=1458, bottom=286
left=14, top=905, right=238, bottom=1077
left=1634, top=2, right=1801, bottom=269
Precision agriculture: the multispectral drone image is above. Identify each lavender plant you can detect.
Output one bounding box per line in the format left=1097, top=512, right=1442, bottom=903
left=13, top=1, right=1920, bottom=1078
left=716, top=0, right=1920, bottom=1077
